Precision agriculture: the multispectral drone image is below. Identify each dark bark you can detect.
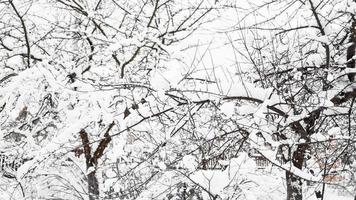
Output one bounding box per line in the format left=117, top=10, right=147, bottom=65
left=79, top=122, right=115, bottom=200
left=286, top=142, right=306, bottom=200
left=347, top=20, right=356, bottom=82
left=286, top=111, right=319, bottom=200
left=88, top=170, right=99, bottom=200
left=286, top=171, right=303, bottom=200
left=286, top=143, right=307, bottom=200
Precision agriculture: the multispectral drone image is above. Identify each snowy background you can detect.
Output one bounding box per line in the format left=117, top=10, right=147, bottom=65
left=0, top=0, right=356, bottom=199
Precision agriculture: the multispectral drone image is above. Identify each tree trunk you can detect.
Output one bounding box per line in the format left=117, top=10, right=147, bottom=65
left=347, top=20, right=356, bottom=82
left=88, top=170, right=99, bottom=200
left=285, top=142, right=308, bottom=200
left=79, top=122, right=114, bottom=200
left=286, top=171, right=303, bottom=200
left=286, top=110, right=318, bottom=200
